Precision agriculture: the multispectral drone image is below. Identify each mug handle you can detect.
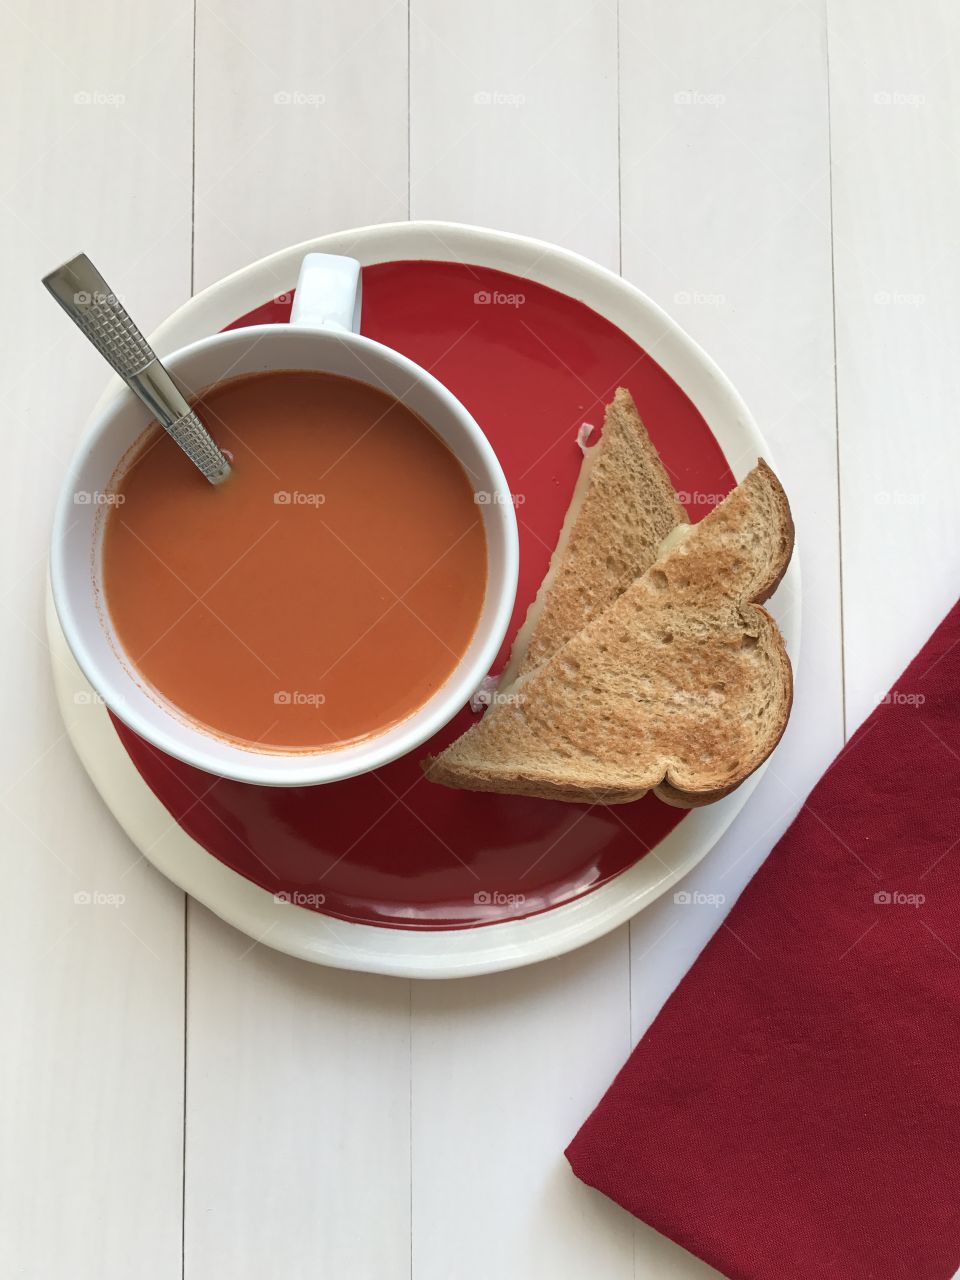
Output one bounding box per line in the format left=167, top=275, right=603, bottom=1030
left=288, top=253, right=362, bottom=334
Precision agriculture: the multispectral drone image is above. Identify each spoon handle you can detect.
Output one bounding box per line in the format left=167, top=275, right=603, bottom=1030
left=43, top=253, right=232, bottom=485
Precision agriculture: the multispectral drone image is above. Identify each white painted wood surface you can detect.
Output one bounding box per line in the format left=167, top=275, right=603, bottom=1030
left=2, top=1, right=955, bottom=1277
left=0, top=3, right=190, bottom=1278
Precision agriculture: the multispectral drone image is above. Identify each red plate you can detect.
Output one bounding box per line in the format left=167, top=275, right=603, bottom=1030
left=108, top=259, right=733, bottom=930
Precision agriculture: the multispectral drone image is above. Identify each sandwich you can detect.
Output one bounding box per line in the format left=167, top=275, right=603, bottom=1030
left=498, top=387, right=688, bottom=687
left=425, top=461, right=793, bottom=807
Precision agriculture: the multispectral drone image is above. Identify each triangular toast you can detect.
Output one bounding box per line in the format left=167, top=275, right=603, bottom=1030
left=426, top=462, right=794, bottom=808
left=499, top=388, right=688, bottom=686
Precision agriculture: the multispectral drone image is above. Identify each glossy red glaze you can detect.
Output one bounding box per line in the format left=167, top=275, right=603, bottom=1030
left=111, top=260, right=734, bottom=929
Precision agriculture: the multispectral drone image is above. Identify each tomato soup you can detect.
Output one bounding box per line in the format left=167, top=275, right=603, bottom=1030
left=101, top=371, right=487, bottom=750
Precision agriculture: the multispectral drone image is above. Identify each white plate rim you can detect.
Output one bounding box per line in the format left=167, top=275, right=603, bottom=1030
left=47, top=219, right=801, bottom=979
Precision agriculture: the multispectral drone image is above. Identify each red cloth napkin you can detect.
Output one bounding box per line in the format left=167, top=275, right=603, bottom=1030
left=567, top=599, right=960, bottom=1280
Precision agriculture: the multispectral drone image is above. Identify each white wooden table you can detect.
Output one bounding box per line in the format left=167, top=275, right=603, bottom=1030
left=4, top=2, right=959, bottom=1276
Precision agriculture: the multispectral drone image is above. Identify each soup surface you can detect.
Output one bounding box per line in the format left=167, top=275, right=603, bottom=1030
left=101, top=370, right=487, bottom=749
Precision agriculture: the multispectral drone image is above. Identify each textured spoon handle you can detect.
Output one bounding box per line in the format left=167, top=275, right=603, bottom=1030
left=43, top=254, right=231, bottom=484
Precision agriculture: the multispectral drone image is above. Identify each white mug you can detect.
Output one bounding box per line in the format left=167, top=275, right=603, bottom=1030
left=51, top=253, right=519, bottom=786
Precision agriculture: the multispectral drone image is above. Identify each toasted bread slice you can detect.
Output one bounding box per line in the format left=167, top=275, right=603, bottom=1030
left=498, top=388, right=687, bottom=687
left=425, top=461, right=794, bottom=808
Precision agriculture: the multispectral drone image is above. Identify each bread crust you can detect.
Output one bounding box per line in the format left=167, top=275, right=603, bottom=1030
left=743, top=459, right=795, bottom=605
left=652, top=606, right=794, bottom=807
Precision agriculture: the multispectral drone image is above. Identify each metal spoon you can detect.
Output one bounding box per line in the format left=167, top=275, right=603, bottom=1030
left=42, top=253, right=232, bottom=484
